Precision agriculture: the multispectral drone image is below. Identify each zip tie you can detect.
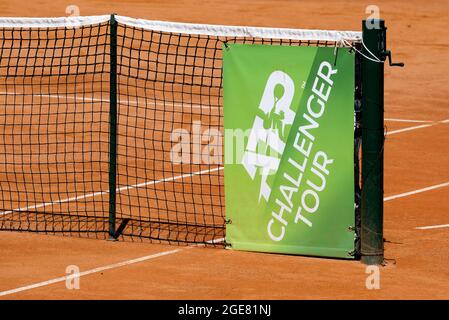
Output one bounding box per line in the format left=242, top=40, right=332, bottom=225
left=333, top=38, right=341, bottom=56
left=333, top=38, right=351, bottom=65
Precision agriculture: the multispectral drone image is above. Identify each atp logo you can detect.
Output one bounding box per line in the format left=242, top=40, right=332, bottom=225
left=242, top=71, right=296, bottom=202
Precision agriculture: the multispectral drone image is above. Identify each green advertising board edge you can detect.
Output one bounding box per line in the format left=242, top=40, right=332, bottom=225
left=224, top=44, right=355, bottom=259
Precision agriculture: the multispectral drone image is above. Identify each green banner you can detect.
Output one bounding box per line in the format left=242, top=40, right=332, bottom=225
left=223, top=44, right=355, bottom=259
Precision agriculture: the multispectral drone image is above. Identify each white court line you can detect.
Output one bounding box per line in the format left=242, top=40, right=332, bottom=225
left=386, top=123, right=434, bottom=135
left=386, top=119, right=449, bottom=135
left=384, top=181, right=449, bottom=202
left=385, top=118, right=433, bottom=123
left=0, top=236, right=225, bottom=298
left=2, top=181, right=449, bottom=297
left=384, top=182, right=449, bottom=231
left=0, top=166, right=224, bottom=216
left=0, top=91, right=220, bottom=110
left=384, top=119, right=449, bottom=229
left=415, top=224, right=449, bottom=230
left=0, top=94, right=447, bottom=256
left=0, top=88, right=225, bottom=217
left=2, top=92, right=447, bottom=130
left=0, top=248, right=182, bottom=297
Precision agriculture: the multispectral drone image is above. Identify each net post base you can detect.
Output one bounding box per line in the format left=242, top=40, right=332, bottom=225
left=361, top=255, right=384, bottom=265
left=107, top=236, right=118, bottom=242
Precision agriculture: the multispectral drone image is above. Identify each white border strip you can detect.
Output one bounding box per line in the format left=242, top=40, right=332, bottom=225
left=0, top=15, right=110, bottom=28
left=115, top=15, right=361, bottom=42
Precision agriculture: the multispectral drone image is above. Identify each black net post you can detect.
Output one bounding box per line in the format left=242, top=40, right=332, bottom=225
left=361, top=19, right=385, bottom=264
left=108, top=13, right=118, bottom=240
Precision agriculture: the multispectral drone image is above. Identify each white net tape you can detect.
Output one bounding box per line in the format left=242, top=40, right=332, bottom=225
left=0, top=15, right=110, bottom=28
left=0, top=15, right=361, bottom=42
left=115, top=15, right=361, bottom=42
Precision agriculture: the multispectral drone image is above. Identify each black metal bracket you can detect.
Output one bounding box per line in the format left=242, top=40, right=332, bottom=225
left=108, top=218, right=130, bottom=241
left=381, top=50, right=404, bottom=67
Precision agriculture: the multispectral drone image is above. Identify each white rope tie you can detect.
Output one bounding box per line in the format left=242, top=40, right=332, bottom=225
left=342, top=38, right=384, bottom=63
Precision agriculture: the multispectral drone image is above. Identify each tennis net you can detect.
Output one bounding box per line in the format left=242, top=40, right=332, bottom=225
left=0, top=15, right=361, bottom=245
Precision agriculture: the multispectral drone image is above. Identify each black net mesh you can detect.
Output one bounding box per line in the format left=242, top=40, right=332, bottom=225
left=114, top=23, right=347, bottom=244
left=0, top=22, right=111, bottom=237
left=0, top=17, right=359, bottom=246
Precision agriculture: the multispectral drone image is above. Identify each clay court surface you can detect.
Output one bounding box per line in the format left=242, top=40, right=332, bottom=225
left=0, top=0, right=448, bottom=299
